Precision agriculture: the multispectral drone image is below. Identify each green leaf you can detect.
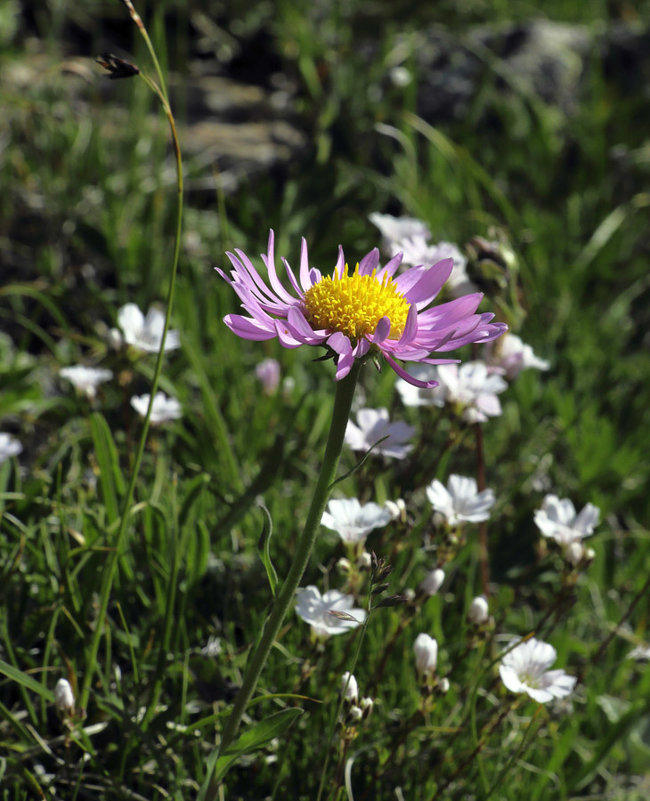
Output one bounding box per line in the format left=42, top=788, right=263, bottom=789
left=215, top=708, right=303, bottom=783
left=257, top=504, right=278, bottom=597
left=90, top=412, right=125, bottom=524
left=0, top=659, right=55, bottom=703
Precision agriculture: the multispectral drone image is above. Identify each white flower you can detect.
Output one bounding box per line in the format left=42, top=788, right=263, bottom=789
left=130, top=392, right=182, bottom=424
left=399, top=237, right=476, bottom=297
left=60, top=365, right=113, bottom=399
left=341, top=671, right=358, bottom=702
left=628, top=644, right=650, bottom=662
left=201, top=635, right=222, bottom=658
left=534, top=494, right=600, bottom=546
left=426, top=474, right=495, bottom=526
left=484, top=333, right=550, bottom=380
left=117, top=303, right=180, bottom=353
left=255, top=358, right=281, bottom=394
left=0, top=433, right=22, bottom=463
left=369, top=213, right=430, bottom=247
left=499, top=637, right=576, bottom=703
left=345, top=408, right=414, bottom=460
left=321, top=498, right=392, bottom=544
left=54, top=678, right=75, bottom=715
left=360, top=696, right=374, bottom=716
left=295, top=586, right=366, bottom=638
left=468, top=595, right=489, bottom=625
left=414, top=633, right=438, bottom=677
left=420, top=568, right=445, bottom=596
left=397, top=362, right=507, bottom=423
left=384, top=498, right=406, bottom=521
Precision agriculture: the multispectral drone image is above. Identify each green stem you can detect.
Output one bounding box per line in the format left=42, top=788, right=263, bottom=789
left=78, top=3, right=183, bottom=715
left=203, top=361, right=362, bottom=798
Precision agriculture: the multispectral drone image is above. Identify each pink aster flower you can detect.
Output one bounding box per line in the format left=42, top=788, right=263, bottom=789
left=216, top=231, right=507, bottom=388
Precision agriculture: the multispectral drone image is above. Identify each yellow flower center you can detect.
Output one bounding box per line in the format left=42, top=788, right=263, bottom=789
left=303, top=264, right=411, bottom=341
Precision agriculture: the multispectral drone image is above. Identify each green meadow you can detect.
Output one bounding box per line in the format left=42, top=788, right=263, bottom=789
left=1, top=1, right=649, bottom=799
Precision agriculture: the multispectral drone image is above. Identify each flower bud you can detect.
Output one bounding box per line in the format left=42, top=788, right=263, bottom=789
left=438, top=677, right=450, bottom=694
left=420, top=568, right=445, bottom=596
left=357, top=551, right=372, bottom=570
left=360, top=696, right=374, bottom=717
left=255, top=358, right=281, bottom=394
left=349, top=705, right=363, bottom=721
left=403, top=587, right=416, bottom=603
left=584, top=547, right=596, bottom=565
left=468, top=596, right=489, bottom=625
left=337, top=557, right=351, bottom=573
left=341, top=671, right=358, bottom=703
left=414, top=633, right=438, bottom=677
left=55, top=678, right=75, bottom=716
left=565, top=541, right=584, bottom=566
left=385, top=498, right=406, bottom=521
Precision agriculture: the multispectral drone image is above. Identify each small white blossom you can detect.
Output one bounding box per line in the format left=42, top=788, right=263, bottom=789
left=360, top=696, right=374, bottom=716
left=369, top=213, right=430, bottom=247
left=499, top=638, right=576, bottom=703
left=426, top=474, right=495, bottom=526
left=55, top=678, right=75, bottom=715
left=345, top=408, right=414, bottom=460
left=484, top=333, right=550, bottom=380
left=420, top=568, right=445, bottom=596
left=60, top=365, right=113, bottom=399
left=201, top=636, right=222, bottom=658
left=255, top=358, right=281, bottom=394
left=413, top=633, right=438, bottom=677
left=295, top=586, right=366, bottom=638
left=389, top=65, right=412, bottom=87
left=534, top=494, right=600, bottom=546
left=0, top=433, right=22, bottom=463
left=321, top=498, right=392, bottom=544
left=438, top=677, right=450, bottom=694
left=628, top=644, right=650, bottom=662
left=357, top=551, right=372, bottom=570
left=130, top=392, right=182, bottom=424
left=341, top=672, right=358, bottom=702
left=349, top=705, right=363, bottom=721
left=397, top=362, right=507, bottom=423
left=117, top=303, right=180, bottom=353
left=384, top=498, right=406, bottom=521
left=468, top=596, right=489, bottom=625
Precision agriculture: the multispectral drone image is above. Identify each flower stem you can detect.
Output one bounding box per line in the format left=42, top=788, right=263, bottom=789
left=78, top=1, right=183, bottom=716
left=202, top=361, right=362, bottom=797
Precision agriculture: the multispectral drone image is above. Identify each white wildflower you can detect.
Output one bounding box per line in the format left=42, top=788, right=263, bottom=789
left=130, top=392, right=182, bottom=424
left=397, top=362, right=507, bottom=423
left=426, top=474, right=495, bottom=526
left=369, top=213, right=430, bottom=247
left=534, top=494, right=600, bottom=546
left=0, top=433, right=22, bottom=463
left=294, top=586, right=366, bottom=638
left=484, top=333, right=550, bottom=380
left=321, top=498, right=392, bottom=544
left=60, top=365, right=113, bottom=399
left=499, top=638, right=576, bottom=703
left=345, top=408, right=414, bottom=460
left=117, top=303, right=180, bottom=353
